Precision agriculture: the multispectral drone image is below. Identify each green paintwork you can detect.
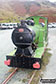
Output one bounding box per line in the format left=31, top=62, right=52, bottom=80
left=26, top=16, right=48, bottom=47
left=34, top=47, right=44, bottom=58
left=8, top=49, right=16, bottom=56
left=8, top=16, right=48, bottom=59
left=26, top=16, right=48, bottom=58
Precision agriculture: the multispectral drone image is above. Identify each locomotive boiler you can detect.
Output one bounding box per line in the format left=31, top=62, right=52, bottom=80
left=4, top=16, right=48, bottom=70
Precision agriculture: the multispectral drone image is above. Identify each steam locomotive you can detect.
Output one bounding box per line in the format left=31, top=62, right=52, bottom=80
left=4, top=16, right=48, bottom=70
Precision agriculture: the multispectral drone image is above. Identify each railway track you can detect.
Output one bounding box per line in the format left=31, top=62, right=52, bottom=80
left=2, top=68, right=37, bottom=84
left=28, top=70, right=37, bottom=84
left=2, top=68, right=18, bottom=84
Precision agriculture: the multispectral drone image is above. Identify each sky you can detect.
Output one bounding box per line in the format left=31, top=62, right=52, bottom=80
left=22, top=0, right=56, bottom=2
left=0, top=0, right=56, bottom=2
left=30, top=0, right=56, bottom=2
left=27, top=0, right=56, bottom=2
left=49, top=0, right=56, bottom=2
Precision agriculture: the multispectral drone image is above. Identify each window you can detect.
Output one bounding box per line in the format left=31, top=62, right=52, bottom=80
left=13, top=24, right=16, bottom=26
left=10, top=24, right=12, bottom=26
left=0, top=24, right=1, bottom=26
left=6, top=24, right=9, bottom=26
left=39, top=18, right=45, bottom=27
left=2, top=24, right=6, bottom=26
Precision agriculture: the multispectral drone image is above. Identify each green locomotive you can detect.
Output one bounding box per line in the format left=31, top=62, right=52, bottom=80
left=4, top=16, right=48, bottom=70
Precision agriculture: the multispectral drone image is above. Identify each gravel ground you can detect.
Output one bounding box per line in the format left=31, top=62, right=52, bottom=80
left=39, top=28, right=56, bottom=84
left=7, top=68, right=32, bottom=84
left=0, top=29, right=15, bottom=83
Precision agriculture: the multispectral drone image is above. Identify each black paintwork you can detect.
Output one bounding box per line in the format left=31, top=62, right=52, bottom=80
left=6, top=55, right=41, bottom=70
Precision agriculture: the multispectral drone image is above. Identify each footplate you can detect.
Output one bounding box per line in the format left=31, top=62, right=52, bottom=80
left=6, top=56, right=41, bottom=70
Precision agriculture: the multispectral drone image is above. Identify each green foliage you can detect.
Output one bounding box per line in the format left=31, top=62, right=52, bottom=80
left=0, top=9, right=20, bottom=23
